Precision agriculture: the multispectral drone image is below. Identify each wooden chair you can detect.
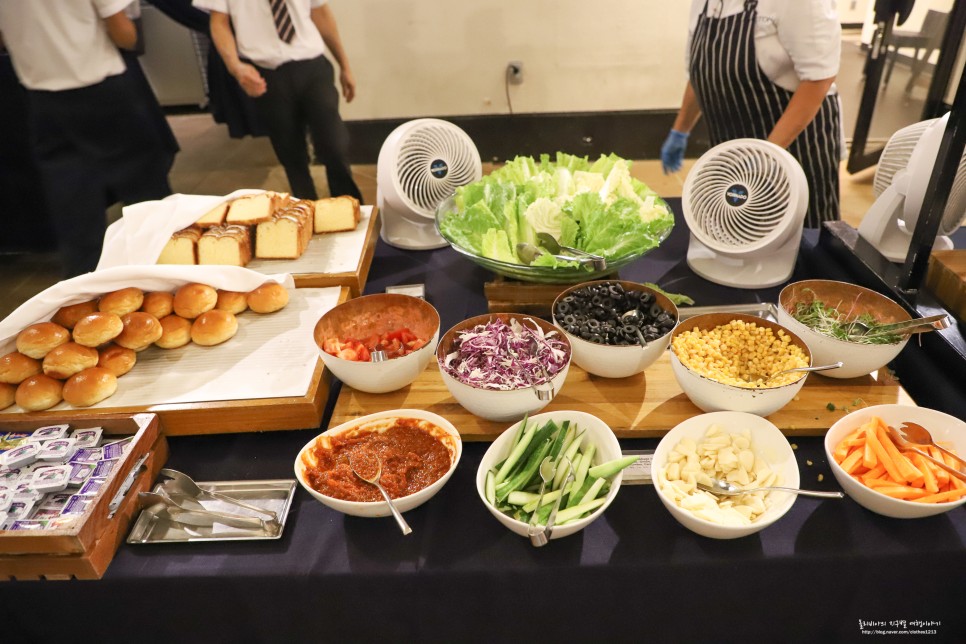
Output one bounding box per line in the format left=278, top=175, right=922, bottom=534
left=882, top=9, right=949, bottom=94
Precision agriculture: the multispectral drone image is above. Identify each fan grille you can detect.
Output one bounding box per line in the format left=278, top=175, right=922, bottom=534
left=874, top=119, right=935, bottom=197
left=687, top=146, right=792, bottom=246
left=395, top=125, right=480, bottom=214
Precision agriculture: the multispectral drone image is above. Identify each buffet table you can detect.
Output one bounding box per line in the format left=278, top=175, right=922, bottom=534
left=3, top=201, right=965, bottom=643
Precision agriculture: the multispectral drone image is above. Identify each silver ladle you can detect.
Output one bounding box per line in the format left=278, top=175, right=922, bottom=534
left=349, top=453, right=413, bottom=535
left=697, top=478, right=844, bottom=499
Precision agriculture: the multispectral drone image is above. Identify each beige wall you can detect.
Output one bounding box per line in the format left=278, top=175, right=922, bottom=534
left=331, top=0, right=692, bottom=120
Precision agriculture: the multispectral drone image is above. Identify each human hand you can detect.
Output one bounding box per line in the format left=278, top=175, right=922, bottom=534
left=232, top=62, right=267, bottom=98
left=339, top=67, right=356, bottom=102
left=660, top=129, right=689, bottom=174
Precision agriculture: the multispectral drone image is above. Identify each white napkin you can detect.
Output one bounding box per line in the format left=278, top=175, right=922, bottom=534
left=0, top=265, right=294, bottom=353
left=96, top=188, right=265, bottom=270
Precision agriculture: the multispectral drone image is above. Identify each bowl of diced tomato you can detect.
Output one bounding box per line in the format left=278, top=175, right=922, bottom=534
left=313, top=293, right=440, bottom=393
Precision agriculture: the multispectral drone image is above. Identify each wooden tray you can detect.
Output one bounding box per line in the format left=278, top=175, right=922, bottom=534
left=927, top=250, right=965, bottom=322
left=288, top=207, right=380, bottom=296
left=0, top=413, right=168, bottom=580
left=330, top=352, right=913, bottom=440
left=0, top=287, right=348, bottom=436
left=484, top=273, right=619, bottom=317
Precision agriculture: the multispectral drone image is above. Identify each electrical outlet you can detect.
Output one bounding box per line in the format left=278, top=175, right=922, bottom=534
left=507, top=61, right=523, bottom=85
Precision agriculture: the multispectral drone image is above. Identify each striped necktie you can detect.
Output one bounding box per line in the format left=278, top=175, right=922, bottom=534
left=269, top=0, right=296, bottom=44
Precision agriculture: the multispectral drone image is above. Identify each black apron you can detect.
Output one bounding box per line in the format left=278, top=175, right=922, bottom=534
left=689, top=0, right=841, bottom=227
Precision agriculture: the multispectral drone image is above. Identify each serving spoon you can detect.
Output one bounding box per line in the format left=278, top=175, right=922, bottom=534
left=745, top=362, right=843, bottom=384
left=885, top=425, right=966, bottom=483
left=697, top=478, right=844, bottom=499
left=895, top=422, right=966, bottom=469
left=349, top=453, right=413, bottom=535
left=620, top=309, right=650, bottom=349
left=160, top=468, right=279, bottom=523
left=535, top=233, right=607, bottom=271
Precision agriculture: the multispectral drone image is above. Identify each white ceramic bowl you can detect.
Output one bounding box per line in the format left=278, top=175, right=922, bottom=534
left=652, top=411, right=800, bottom=539
left=669, top=313, right=811, bottom=417
left=475, top=410, right=624, bottom=540
left=294, top=409, right=462, bottom=517
left=777, top=280, right=910, bottom=379
left=313, top=293, right=440, bottom=394
left=552, top=280, right=678, bottom=379
left=437, top=313, right=571, bottom=422
left=824, top=404, right=966, bottom=519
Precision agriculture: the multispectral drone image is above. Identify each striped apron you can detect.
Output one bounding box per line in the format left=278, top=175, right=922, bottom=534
left=689, top=0, right=841, bottom=227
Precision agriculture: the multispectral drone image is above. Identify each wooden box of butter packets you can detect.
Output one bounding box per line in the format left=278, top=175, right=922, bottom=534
left=0, top=413, right=167, bottom=580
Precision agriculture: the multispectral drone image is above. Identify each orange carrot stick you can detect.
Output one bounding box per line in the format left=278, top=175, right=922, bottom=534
left=911, top=453, right=939, bottom=494
left=866, top=426, right=903, bottom=483
left=911, top=488, right=966, bottom=504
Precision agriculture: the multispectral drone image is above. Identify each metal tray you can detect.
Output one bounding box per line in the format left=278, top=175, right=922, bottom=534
left=126, top=479, right=296, bottom=544
left=678, top=302, right=779, bottom=323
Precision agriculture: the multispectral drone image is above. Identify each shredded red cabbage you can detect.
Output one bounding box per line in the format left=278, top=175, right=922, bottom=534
left=442, top=317, right=569, bottom=390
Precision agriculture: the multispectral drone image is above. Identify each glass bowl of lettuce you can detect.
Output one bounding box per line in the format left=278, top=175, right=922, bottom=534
left=435, top=153, right=675, bottom=283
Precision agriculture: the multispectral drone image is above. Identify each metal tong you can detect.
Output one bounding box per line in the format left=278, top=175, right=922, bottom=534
left=138, top=490, right=278, bottom=535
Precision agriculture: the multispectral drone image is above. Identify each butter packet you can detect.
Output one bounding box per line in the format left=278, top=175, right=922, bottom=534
left=62, top=495, right=93, bottom=515
left=27, top=424, right=70, bottom=443
left=33, top=464, right=72, bottom=494
left=67, top=462, right=96, bottom=488
left=30, top=507, right=63, bottom=520
left=0, top=489, right=12, bottom=513
left=71, top=428, right=103, bottom=449
left=37, top=438, right=78, bottom=463
left=2, top=497, right=37, bottom=526
left=0, top=432, right=30, bottom=451
left=78, top=477, right=107, bottom=496
left=39, top=492, right=73, bottom=511
left=0, top=442, right=40, bottom=469
left=69, top=447, right=103, bottom=465
left=92, top=459, right=118, bottom=479
left=102, top=438, right=133, bottom=460
left=8, top=519, right=49, bottom=531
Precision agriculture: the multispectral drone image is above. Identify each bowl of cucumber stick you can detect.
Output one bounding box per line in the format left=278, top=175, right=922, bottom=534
left=476, top=410, right=637, bottom=541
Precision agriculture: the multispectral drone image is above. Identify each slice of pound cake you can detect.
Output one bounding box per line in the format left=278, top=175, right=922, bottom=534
left=198, top=225, right=252, bottom=266
left=157, top=227, right=201, bottom=264
left=314, top=196, right=360, bottom=234
left=255, top=200, right=316, bottom=259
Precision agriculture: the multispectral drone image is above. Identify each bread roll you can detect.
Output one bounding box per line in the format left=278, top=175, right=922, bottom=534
left=16, top=322, right=71, bottom=359
left=115, top=312, right=163, bottom=351
left=63, top=367, right=117, bottom=408
left=156, top=315, right=192, bottom=349
left=173, top=283, right=217, bottom=319
left=191, top=310, right=238, bottom=346
left=142, top=291, right=174, bottom=319
left=0, top=351, right=42, bottom=384
left=98, top=344, right=137, bottom=377
left=215, top=290, right=249, bottom=315
left=0, top=382, right=14, bottom=411
left=42, top=342, right=99, bottom=380
left=72, top=312, right=124, bottom=347
left=15, top=374, right=64, bottom=411
left=247, top=283, right=289, bottom=313
left=51, top=300, right=98, bottom=329
left=98, top=287, right=144, bottom=316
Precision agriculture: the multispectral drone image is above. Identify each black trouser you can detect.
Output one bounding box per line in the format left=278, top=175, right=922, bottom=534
left=253, top=56, right=361, bottom=201
left=28, top=71, right=173, bottom=277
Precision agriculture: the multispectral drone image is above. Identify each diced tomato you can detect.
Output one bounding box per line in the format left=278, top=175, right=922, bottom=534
left=326, top=327, right=428, bottom=362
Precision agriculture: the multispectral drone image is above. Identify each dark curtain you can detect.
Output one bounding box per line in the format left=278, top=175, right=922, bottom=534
left=146, top=0, right=266, bottom=138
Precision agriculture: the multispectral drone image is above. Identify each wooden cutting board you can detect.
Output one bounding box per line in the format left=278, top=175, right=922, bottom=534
left=927, top=250, right=966, bottom=322
left=330, top=352, right=913, bottom=440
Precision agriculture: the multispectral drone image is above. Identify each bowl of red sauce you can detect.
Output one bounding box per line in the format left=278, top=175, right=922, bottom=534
left=313, top=293, right=440, bottom=393
left=295, top=409, right=462, bottom=517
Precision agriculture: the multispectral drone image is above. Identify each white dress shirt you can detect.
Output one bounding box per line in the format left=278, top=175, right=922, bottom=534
left=0, top=0, right=132, bottom=91
left=685, top=0, right=841, bottom=94
left=193, top=0, right=329, bottom=70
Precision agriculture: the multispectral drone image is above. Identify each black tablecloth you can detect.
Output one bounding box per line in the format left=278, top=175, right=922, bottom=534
left=5, top=204, right=965, bottom=643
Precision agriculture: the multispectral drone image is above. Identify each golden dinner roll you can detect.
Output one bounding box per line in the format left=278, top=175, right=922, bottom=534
left=0, top=351, right=42, bottom=384
left=191, top=310, right=238, bottom=346
left=141, top=291, right=174, bottom=319
left=97, top=344, right=137, bottom=377
left=51, top=300, right=98, bottom=329
left=63, top=367, right=117, bottom=408
left=16, top=322, right=71, bottom=359
left=115, top=312, right=163, bottom=351
left=72, top=312, right=123, bottom=347
left=42, top=342, right=99, bottom=380
left=173, top=283, right=217, bottom=319
left=0, top=383, right=14, bottom=411
left=15, top=374, right=64, bottom=411
left=155, top=315, right=192, bottom=349
left=215, top=290, right=249, bottom=315
left=98, top=287, right=144, bottom=316
left=247, top=283, right=289, bottom=313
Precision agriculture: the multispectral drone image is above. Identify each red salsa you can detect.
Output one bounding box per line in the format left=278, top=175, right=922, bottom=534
left=304, top=418, right=451, bottom=502
left=322, top=327, right=428, bottom=362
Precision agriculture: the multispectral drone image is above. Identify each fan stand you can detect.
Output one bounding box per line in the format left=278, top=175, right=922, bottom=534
left=378, top=198, right=449, bottom=250
left=686, top=228, right=803, bottom=288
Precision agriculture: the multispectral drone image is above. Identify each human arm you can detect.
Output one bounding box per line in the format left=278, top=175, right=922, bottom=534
left=672, top=81, right=703, bottom=135
left=208, top=10, right=266, bottom=97
left=766, top=77, right=835, bottom=148
left=661, top=82, right=703, bottom=173
left=103, top=10, right=138, bottom=50
left=310, top=3, right=354, bottom=102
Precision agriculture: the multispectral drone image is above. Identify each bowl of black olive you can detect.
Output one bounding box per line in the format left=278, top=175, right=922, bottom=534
left=552, top=281, right=678, bottom=378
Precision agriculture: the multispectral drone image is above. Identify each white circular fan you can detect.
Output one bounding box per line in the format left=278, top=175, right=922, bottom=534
left=859, top=113, right=966, bottom=261
left=377, top=119, right=482, bottom=249
left=682, top=139, right=808, bottom=288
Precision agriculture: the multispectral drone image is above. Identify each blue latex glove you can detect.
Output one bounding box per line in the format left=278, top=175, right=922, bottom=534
left=660, top=129, right=689, bottom=174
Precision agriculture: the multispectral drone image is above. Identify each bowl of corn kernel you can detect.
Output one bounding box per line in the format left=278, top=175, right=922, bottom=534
left=669, top=313, right=812, bottom=417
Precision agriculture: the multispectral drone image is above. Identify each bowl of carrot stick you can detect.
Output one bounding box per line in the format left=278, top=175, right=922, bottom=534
left=825, top=404, right=966, bottom=518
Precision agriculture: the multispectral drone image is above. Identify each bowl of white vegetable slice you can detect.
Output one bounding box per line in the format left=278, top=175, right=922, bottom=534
left=652, top=411, right=799, bottom=539
left=476, top=410, right=637, bottom=541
